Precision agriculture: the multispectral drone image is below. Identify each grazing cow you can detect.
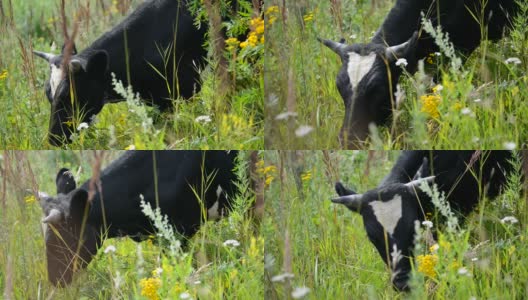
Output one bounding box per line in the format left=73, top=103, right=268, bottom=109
left=319, top=0, right=518, bottom=148
left=331, top=150, right=514, bottom=291
left=37, top=150, right=238, bottom=286
left=32, top=0, right=230, bottom=146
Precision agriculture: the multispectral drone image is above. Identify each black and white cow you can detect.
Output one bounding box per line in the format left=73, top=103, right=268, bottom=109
left=320, top=0, right=519, bottom=148
left=332, top=150, right=514, bottom=291
left=37, top=150, right=238, bottom=286
left=33, top=0, right=239, bottom=146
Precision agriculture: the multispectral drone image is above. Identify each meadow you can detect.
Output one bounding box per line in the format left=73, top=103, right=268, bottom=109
left=264, top=0, right=528, bottom=149
left=0, top=151, right=263, bottom=299
left=0, top=0, right=263, bottom=150
left=264, top=151, right=528, bottom=298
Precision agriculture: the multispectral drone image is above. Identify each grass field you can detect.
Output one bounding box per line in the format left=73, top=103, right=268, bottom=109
left=264, top=151, right=528, bottom=298
left=0, top=151, right=263, bottom=299
left=265, top=0, right=528, bottom=149
left=0, top=0, right=263, bottom=150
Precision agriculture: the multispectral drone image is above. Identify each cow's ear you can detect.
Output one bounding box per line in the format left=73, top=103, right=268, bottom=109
left=331, top=193, right=364, bottom=213
left=86, top=50, right=109, bottom=76
left=335, top=182, right=357, bottom=196
left=56, top=168, right=76, bottom=194
left=69, top=189, right=90, bottom=220
left=385, top=31, right=419, bottom=60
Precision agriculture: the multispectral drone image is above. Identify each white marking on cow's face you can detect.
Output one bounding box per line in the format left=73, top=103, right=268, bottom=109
left=208, top=200, right=220, bottom=220
left=369, top=194, right=402, bottom=235
left=347, top=52, right=376, bottom=88
left=50, top=64, right=63, bottom=98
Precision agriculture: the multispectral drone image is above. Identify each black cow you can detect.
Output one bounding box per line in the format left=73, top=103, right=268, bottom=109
left=33, top=0, right=228, bottom=146
left=37, top=150, right=238, bottom=286
left=331, top=150, right=514, bottom=291
left=320, top=0, right=518, bottom=148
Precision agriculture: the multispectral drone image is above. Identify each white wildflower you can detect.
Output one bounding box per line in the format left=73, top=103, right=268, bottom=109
left=180, top=292, right=192, bottom=299
left=291, top=286, right=311, bottom=299
left=505, top=57, right=521, bottom=65
left=295, top=125, right=314, bottom=137
left=77, top=122, right=89, bottom=131
left=271, top=272, right=294, bottom=282
left=458, top=267, right=469, bottom=276
left=501, top=216, right=518, bottom=224
left=461, top=108, right=472, bottom=115
left=154, top=267, right=163, bottom=276
left=471, top=257, right=479, bottom=262
left=104, top=245, right=116, bottom=254
left=395, top=58, right=408, bottom=67
left=503, top=142, right=516, bottom=150
left=350, top=34, right=357, bottom=39
left=430, top=244, right=439, bottom=252
left=422, top=220, right=433, bottom=228
left=275, top=112, right=298, bottom=121
left=474, top=98, right=482, bottom=103
left=223, top=239, right=241, bottom=247
left=195, top=115, right=212, bottom=123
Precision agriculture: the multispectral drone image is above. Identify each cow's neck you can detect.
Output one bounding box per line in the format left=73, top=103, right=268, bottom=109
left=371, top=0, right=429, bottom=46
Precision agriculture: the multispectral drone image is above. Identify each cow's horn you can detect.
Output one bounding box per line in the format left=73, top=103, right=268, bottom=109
left=42, top=208, right=63, bottom=224
left=33, top=50, right=56, bottom=62
left=404, top=176, right=435, bottom=188
left=331, top=194, right=363, bottom=212
left=318, top=38, right=347, bottom=59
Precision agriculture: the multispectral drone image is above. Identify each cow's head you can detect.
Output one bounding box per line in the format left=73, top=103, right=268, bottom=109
left=37, top=169, right=99, bottom=286
left=33, top=46, right=109, bottom=146
left=331, top=175, right=434, bottom=291
left=319, top=32, right=419, bottom=148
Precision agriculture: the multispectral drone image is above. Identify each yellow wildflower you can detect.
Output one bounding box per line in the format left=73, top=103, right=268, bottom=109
left=247, top=236, right=263, bottom=259
left=125, top=144, right=136, bottom=150
left=24, top=195, right=36, bottom=204
left=247, top=32, right=259, bottom=47
left=416, top=254, right=438, bottom=278
left=263, top=165, right=276, bottom=174
left=0, top=69, right=8, bottom=80
left=449, top=260, right=461, bottom=271
left=226, top=37, right=240, bottom=51
left=301, top=171, right=312, bottom=182
left=139, top=277, right=161, bottom=300
left=240, top=41, right=249, bottom=49
left=265, top=175, right=274, bottom=187
left=420, top=94, right=441, bottom=119
left=172, top=282, right=184, bottom=294
left=439, top=238, right=451, bottom=251
left=260, top=36, right=265, bottom=44
left=303, top=12, right=314, bottom=22
left=452, top=101, right=463, bottom=111
left=265, top=6, right=279, bottom=15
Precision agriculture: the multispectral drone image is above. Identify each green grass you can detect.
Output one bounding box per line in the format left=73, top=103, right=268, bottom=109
left=264, top=151, right=528, bottom=298
left=0, top=151, right=263, bottom=299
left=264, top=0, right=528, bottom=149
left=0, top=0, right=263, bottom=150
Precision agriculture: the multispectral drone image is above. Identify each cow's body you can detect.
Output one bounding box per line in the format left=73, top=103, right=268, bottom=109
left=34, top=0, right=212, bottom=145
left=320, top=0, right=518, bottom=148
left=332, top=150, right=514, bottom=290
left=38, top=150, right=238, bottom=285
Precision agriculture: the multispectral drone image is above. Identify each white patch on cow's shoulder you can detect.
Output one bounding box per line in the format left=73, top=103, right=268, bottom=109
left=50, top=64, right=63, bottom=97
left=369, top=194, right=402, bottom=235
left=347, top=52, right=376, bottom=88
left=208, top=200, right=220, bottom=220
